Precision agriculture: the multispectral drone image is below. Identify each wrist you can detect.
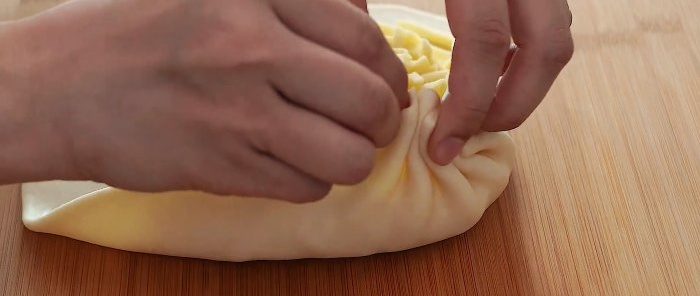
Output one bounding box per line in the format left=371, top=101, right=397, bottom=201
left=0, top=21, right=78, bottom=184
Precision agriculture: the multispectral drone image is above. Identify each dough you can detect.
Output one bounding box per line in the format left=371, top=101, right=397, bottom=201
left=22, top=8, right=516, bottom=261
left=22, top=89, right=515, bottom=262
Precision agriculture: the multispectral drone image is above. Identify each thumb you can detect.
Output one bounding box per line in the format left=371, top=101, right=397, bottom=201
left=428, top=91, right=490, bottom=166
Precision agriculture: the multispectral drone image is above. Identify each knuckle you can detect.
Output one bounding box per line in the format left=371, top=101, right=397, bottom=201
left=194, top=21, right=280, bottom=68
left=469, top=18, right=512, bottom=51
left=238, top=46, right=278, bottom=68
left=248, top=119, right=274, bottom=153
left=232, top=37, right=281, bottom=68
left=236, top=100, right=279, bottom=153
left=443, top=100, right=489, bottom=138
left=455, top=100, right=489, bottom=119
left=540, top=30, right=574, bottom=67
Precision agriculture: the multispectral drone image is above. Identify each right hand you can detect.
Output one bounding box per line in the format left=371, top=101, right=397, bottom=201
left=10, top=0, right=408, bottom=202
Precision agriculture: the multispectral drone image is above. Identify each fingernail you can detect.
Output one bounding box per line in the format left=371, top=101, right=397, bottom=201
left=436, top=137, right=465, bottom=165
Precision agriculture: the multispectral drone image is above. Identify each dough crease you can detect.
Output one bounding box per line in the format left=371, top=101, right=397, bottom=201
left=21, top=89, right=515, bottom=262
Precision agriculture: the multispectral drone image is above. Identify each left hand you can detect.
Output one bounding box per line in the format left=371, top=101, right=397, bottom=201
left=352, top=0, right=574, bottom=165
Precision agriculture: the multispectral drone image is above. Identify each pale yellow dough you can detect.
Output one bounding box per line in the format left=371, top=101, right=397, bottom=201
left=22, top=89, right=515, bottom=262
left=22, top=12, right=516, bottom=262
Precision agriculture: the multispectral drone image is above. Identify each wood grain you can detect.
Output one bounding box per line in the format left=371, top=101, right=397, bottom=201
left=2, top=0, right=699, bottom=295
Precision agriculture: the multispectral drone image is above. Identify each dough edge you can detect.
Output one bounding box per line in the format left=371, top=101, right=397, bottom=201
left=21, top=89, right=516, bottom=262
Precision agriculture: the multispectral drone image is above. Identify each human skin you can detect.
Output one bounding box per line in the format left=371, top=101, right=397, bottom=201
left=0, top=0, right=573, bottom=203
left=354, top=0, right=574, bottom=165
left=0, top=0, right=408, bottom=203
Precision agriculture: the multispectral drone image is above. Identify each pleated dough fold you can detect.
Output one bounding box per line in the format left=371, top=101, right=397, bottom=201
left=22, top=89, right=515, bottom=262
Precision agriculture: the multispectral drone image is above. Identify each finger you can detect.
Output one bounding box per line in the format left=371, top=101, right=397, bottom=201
left=249, top=151, right=333, bottom=203
left=186, top=88, right=334, bottom=203
left=481, top=0, right=574, bottom=131
left=348, top=0, right=368, bottom=11
left=428, top=0, right=512, bottom=166
left=256, top=90, right=377, bottom=186
left=270, top=0, right=409, bottom=108
left=194, top=142, right=332, bottom=203
left=267, top=34, right=401, bottom=148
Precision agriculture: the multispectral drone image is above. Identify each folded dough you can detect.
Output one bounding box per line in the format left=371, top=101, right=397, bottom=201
left=21, top=89, right=515, bottom=262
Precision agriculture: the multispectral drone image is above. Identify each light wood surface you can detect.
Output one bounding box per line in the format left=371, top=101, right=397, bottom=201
left=2, top=0, right=699, bottom=295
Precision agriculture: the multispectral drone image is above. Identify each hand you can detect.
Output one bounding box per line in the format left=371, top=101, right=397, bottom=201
left=6, top=0, right=408, bottom=202
left=429, top=0, right=574, bottom=165
left=348, top=0, right=368, bottom=10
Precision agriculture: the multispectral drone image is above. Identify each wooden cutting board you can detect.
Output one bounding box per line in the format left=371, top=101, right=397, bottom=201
left=1, top=0, right=699, bottom=295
